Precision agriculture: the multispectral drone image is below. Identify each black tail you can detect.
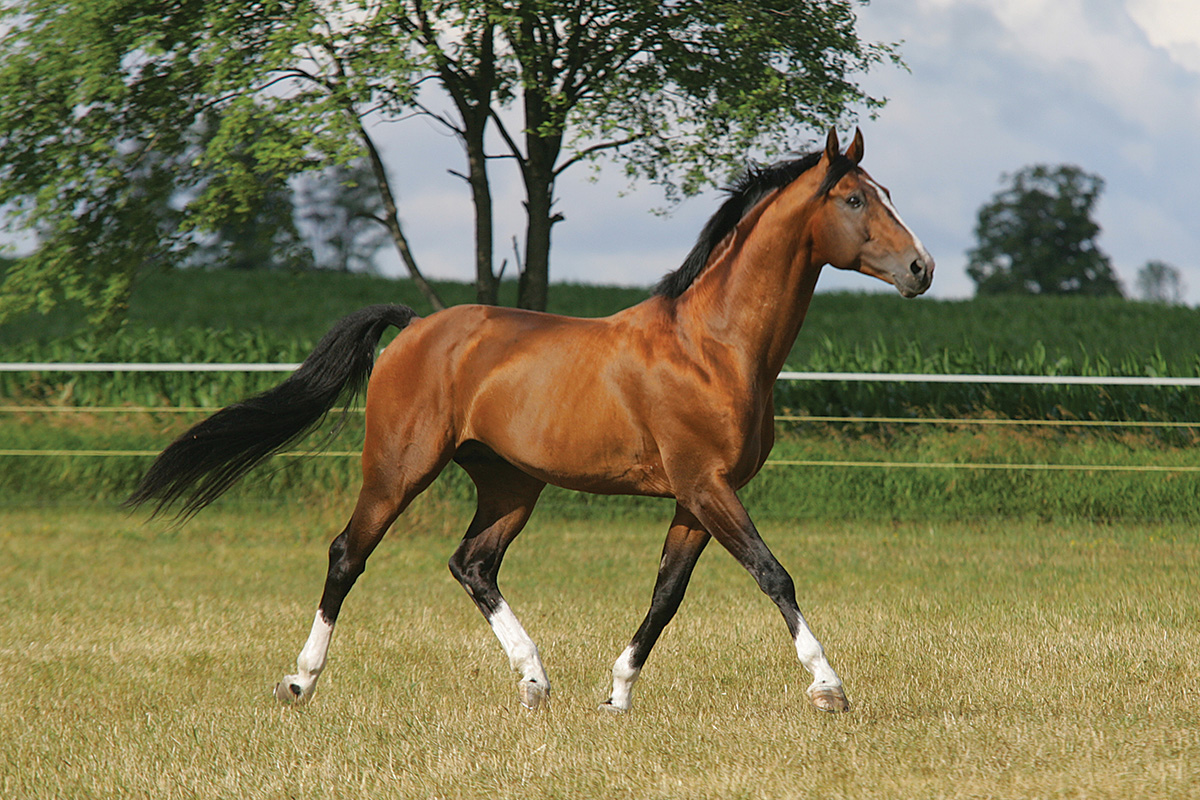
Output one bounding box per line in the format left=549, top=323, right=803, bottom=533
left=126, top=303, right=418, bottom=519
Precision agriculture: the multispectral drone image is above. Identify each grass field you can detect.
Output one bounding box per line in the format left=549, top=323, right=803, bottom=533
left=3, top=504, right=1198, bottom=799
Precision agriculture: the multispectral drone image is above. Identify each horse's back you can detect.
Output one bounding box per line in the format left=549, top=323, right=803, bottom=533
left=365, top=302, right=675, bottom=495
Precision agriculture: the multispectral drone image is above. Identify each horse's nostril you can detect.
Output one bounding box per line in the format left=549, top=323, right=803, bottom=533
left=910, top=260, right=923, bottom=277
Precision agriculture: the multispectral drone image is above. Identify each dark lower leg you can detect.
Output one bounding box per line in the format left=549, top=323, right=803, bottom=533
left=275, top=475, right=419, bottom=705
left=604, top=506, right=710, bottom=711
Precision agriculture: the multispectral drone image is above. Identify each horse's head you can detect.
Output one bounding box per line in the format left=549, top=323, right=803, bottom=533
left=810, top=129, right=934, bottom=298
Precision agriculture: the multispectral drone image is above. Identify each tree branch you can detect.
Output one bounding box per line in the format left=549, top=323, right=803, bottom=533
left=489, top=111, right=529, bottom=181
left=553, top=133, right=647, bottom=177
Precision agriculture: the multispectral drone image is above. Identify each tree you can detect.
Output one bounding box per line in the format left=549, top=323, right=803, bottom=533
left=189, top=179, right=316, bottom=272
left=404, top=0, right=898, bottom=308
left=0, top=0, right=443, bottom=324
left=0, top=1, right=896, bottom=326
left=187, top=112, right=316, bottom=272
left=967, top=165, right=1123, bottom=297
left=1135, top=260, right=1185, bottom=305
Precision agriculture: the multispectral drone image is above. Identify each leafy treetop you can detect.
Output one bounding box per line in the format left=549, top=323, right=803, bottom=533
left=967, top=164, right=1123, bottom=297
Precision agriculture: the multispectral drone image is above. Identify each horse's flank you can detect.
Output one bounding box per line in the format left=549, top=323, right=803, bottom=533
left=362, top=159, right=831, bottom=503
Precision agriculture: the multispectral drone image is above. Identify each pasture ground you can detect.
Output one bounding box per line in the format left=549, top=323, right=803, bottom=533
left=2, top=504, right=1198, bottom=799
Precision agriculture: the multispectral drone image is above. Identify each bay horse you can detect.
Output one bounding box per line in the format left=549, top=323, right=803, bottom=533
left=129, top=129, right=933, bottom=714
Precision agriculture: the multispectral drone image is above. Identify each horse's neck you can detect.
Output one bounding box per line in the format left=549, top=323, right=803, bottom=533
left=673, top=195, right=822, bottom=389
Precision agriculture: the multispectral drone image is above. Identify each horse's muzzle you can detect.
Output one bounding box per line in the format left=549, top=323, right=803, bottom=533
left=897, top=252, right=935, bottom=298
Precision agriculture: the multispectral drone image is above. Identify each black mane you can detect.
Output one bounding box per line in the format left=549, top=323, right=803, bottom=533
left=653, top=151, right=857, bottom=298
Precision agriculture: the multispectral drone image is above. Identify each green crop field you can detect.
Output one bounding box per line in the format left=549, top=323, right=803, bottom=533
left=5, top=268, right=1200, bottom=369
left=5, top=269, right=1200, bottom=418
left=3, top=506, right=1198, bottom=799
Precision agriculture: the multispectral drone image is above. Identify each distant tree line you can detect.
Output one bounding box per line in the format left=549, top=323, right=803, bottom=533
left=186, top=156, right=388, bottom=274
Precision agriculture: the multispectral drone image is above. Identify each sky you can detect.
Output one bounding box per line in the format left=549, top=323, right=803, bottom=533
left=370, top=0, right=1200, bottom=304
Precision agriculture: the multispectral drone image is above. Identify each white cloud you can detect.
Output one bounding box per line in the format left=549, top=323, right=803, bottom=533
left=1128, top=0, right=1200, bottom=72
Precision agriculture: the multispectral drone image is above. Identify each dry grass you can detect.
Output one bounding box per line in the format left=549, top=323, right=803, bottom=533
left=2, top=504, right=1198, bottom=799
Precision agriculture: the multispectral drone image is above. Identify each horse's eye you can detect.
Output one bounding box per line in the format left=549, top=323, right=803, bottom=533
left=846, top=194, right=864, bottom=209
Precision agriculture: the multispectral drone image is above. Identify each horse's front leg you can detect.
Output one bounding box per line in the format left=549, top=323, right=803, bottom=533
left=603, top=505, right=710, bottom=712
left=688, top=479, right=849, bottom=713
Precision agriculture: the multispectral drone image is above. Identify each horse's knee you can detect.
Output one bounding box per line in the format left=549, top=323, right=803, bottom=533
left=448, top=554, right=485, bottom=596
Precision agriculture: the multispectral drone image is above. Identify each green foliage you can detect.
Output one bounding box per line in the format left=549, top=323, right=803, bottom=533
left=749, top=429, right=1200, bottom=522
left=800, top=292, right=1200, bottom=368
left=777, top=334, right=1200, bottom=430
left=297, top=159, right=389, bottom=273
left=396, top=0, right=898, bottom=307
left=0, top=0, right=423, bottom=325
left=496, top=0, right=899, bottom=197
left=0, top=0, right=897, bottom=320
left=0, top=269, right=653, bottom=348
left=5, top=408, right=1200, bottom=523
left=0, top=328, right=305, bottom=406
left=967, top=164, right=1122, bottom=297
left=187, top=113, right=318, bottom=272
left=785, top=292, right=1200, bottom=427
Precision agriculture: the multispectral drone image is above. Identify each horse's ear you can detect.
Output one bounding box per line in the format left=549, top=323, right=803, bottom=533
left=824, top=128, right=840, bottom=162
left=845, top=127, right=864, bottom=165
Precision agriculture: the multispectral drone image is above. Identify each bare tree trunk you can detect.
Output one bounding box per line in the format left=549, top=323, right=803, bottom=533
left=464, top=118, right=498, bottom=305
left=516, top=92, right=563, bottom=312
left=518, top=165, right=555, bottom=311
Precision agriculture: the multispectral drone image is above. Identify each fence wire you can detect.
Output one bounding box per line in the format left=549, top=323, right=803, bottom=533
left=3, top=365, right=1198, bottom=473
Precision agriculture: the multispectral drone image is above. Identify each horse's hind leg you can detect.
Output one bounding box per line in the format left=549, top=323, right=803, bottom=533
left=275, top=448, right=450, bottom=705
left=447, top=452, right=548, bottom=709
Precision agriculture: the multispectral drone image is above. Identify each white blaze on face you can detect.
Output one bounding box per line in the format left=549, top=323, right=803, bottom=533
left=864, top=176, right=934, bottom=270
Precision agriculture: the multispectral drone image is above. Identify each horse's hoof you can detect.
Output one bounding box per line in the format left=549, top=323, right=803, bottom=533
left=274, top=676, right=313, bottom=706
left=808, top=685, right=850, bottom=713
left=518, top=679, right=550, bottom=710
left=598, top=700, right=628, bottom=714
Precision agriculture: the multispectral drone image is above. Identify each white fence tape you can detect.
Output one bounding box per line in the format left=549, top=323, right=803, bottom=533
left=0, top=362, right=300, bottom=372
left=776, top=371, right=1200, bottom=387
left=2, top=363, right=1199, bottom=386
